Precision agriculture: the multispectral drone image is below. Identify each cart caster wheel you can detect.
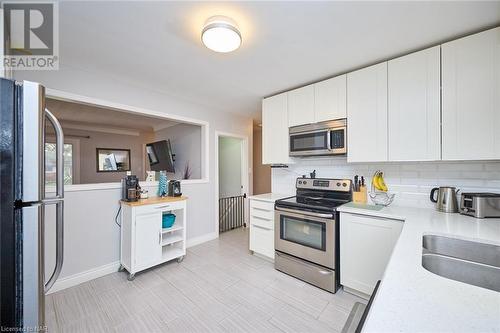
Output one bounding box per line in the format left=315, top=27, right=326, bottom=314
left=177, top=256, right=184, bottom=263
left=118, top=265, right=125, bottom=272
left=127, top=273, right=135, bottom=281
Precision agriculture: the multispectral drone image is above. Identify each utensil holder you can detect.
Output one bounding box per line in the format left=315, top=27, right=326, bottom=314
left=353, top=186, right=368, bottom=204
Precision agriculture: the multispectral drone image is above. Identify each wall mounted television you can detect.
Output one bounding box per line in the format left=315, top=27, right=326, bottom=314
left=146, top=140, right=175, bottom=173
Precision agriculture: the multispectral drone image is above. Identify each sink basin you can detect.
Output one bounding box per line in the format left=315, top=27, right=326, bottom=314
left=423, top=234, right=500, bottom=267
left=422, top=235, right=500, bottom=292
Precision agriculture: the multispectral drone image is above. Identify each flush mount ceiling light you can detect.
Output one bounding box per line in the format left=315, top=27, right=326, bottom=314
left=201, top=16, right=241, bottom=53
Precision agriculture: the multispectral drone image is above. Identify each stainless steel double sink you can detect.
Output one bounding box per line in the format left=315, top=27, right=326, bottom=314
left=422, top=234, right=500, bottom=292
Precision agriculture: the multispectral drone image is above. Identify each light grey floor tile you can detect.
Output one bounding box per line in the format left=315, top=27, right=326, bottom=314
left=130, top=269, right=165, bottom=290
left=58, top=310, right=112, bottom=333
left=329, top=288, right=368, bottom=311
left=48, top=228, right=365, bottom=333
left=219, top=309, right=283, bottom=333
left=166, top=310, right=224, bottom=333
left=269, top=304, right=338, bottom=333
left=190, top=264, right=240, bottom=290
left=318, top=303, right=350, bottom=331
left=264, top=278, right=329, bottom=319
left=95, top=287, right=134, bottom=328
left=89, top=271, right=128, bottom=294
left=52, top=283, right=100, bottom=326
left=113, top=309, right=169, bottom=333
left=225, top=280, right=287, bottom=319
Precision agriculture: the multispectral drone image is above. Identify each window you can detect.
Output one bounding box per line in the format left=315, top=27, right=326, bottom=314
left=45, top=143, right=74, bottom=186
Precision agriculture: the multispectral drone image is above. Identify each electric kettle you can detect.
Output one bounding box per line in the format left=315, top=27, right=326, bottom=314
left=430, top=186, right=460, bottom=213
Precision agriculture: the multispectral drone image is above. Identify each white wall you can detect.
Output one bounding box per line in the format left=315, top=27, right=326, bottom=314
left=272, top=157, right=500, bottom=209
left=15, top=67, right=253, bottom=284
left=218, top=137, right=242, bottom=198
left=154, top=123, right=202, bottom=180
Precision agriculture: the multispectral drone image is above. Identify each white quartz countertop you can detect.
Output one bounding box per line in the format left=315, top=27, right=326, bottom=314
left=337, top=203, right=500, bottom=333
left=247, top=193, right=293, bottom=203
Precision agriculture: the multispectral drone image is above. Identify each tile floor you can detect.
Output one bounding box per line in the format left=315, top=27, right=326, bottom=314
left=46, top=227, right=366, bottom=332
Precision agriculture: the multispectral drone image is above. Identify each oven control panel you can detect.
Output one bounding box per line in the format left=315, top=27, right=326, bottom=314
left=296, top=178, right=352, bottom=192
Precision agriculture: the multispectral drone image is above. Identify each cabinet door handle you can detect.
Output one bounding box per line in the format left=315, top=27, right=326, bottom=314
left=159, top=229, right=162, bottom=244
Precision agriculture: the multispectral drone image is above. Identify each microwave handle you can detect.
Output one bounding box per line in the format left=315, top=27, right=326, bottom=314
left=327, top=130, right=332, bottom=150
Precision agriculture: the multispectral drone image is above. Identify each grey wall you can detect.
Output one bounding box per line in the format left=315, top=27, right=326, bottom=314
left=219, top=137, right=243, bottom=198
left=60, top=128, right=154, bottom=183
left=16, top=66, right=253, bottom=283
left=154, top=123, right=202, bottom=180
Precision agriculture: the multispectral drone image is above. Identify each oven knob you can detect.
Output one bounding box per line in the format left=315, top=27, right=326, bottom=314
left=342, top=182, right=347, bottom=187
left=336, top=182, right=341, bottom=187
left=303, top=181, right=307, bottom=185
left=298, top=181, right=302, bottom=184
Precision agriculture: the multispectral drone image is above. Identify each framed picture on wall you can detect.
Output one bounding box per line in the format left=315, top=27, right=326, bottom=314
left=96, top=148, right=131, bottom=172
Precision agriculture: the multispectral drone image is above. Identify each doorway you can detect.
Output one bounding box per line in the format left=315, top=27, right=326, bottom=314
left=216, top=133, right=249, bottom=235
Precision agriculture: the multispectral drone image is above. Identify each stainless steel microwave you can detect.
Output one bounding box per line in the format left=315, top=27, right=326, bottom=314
left=289, top=119, right=347, bottom=157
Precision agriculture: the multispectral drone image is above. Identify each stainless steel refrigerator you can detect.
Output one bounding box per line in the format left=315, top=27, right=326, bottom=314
left=0, top=78, right=64, bottom=330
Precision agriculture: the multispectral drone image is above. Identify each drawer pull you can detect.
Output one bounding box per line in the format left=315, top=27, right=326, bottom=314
left=156, top=205, right=171, bottom=209
left=251, top=215, right=272, bottom=222
left=252, top=224, right=272, bottom=231
left=252, top=207, right=272, bottom=213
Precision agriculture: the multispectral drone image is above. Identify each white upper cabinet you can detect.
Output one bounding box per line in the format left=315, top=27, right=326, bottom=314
left=347, top=62, right=388, bottom=162
left=442, top=27, right=500, bottom=160
left=388, top=46, right=441, bottom=161
left=287, top=85, right=314, bottom=127
left=314, top=74, right=347, bottom=122
left=262, top=93, right=293, bottom=165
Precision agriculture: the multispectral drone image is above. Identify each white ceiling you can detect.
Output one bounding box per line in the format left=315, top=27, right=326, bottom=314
left=46, top=98, right=179, bottom=132
left=58, top=1, right=500, bottom=120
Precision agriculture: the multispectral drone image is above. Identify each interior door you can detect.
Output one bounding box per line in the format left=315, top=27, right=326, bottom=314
left=135, top=212, right=162, bottom=270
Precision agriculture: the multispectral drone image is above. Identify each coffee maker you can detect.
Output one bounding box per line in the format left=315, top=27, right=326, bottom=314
left=122, top=175, right=140, bottom=202
left=168, top=180, right=182, bottom=197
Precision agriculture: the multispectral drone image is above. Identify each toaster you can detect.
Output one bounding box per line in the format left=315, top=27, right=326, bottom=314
left=459, top=193, right=500, bottom=218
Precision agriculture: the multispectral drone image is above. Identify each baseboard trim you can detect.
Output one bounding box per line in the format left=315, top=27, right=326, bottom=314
left=47, top=261, right=120, bottom=294
left=186, top=232, right=217, bottom=248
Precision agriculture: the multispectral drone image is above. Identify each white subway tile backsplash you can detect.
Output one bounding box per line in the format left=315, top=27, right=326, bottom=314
left=271, top=158, right=500, bottom=207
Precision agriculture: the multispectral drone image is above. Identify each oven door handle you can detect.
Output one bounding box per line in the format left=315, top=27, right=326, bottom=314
left=275, top=207, right=333, bottom=219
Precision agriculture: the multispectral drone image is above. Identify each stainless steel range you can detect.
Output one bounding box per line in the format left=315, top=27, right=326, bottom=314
left=274, top=178, right=352, bottom=293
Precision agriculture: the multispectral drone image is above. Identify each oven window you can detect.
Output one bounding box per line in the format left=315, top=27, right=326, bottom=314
left=280, top=215, right=326, bottom=251
left=290, top=132, right=328, bottom=151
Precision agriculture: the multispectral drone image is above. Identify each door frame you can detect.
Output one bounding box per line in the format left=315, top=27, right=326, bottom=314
left=214, top=131, right=249, bottom=237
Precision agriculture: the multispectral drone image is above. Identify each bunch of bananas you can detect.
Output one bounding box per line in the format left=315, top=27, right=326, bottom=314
left=372, top=170, right=388, bottom=192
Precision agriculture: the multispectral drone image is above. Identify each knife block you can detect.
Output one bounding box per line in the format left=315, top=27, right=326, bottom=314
left=353, top=186, right=368, bottom=204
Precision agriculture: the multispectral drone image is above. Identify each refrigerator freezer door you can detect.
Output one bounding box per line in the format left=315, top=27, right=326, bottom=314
left=22, top=204, right=45, bottom=330
left=0, top=77, right=22, bottom=328
left=22, top=81, right=45, bottom=203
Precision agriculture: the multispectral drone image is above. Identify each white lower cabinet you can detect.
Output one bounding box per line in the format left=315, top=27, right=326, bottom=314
left=249, top=199, right=275, bottom=259
left=134, top=212, right=163, bottom=271
left=340, top=212, right=403, bottom=297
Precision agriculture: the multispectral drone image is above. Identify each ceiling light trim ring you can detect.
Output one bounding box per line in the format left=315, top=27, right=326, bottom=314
left=201, top=22, right=242, bottom=40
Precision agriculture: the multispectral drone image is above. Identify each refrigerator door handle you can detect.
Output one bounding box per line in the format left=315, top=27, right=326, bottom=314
left=43, top=108, right=64, bottom=293
left=44, top=200, right=63, bottom=293
left=44, top=108, right=64, bottom=200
